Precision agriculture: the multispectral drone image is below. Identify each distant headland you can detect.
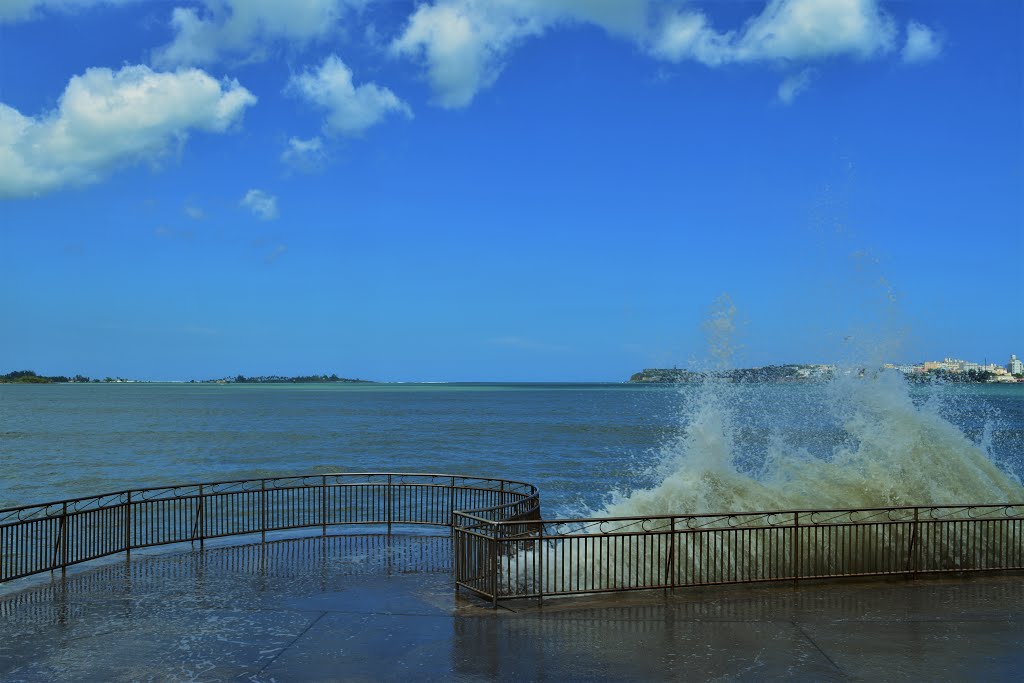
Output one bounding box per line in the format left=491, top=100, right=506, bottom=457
left=0, top=370, right=372, bottom=385
left=629, top=365, right=832, bottom=383
left=196, top=374, right=372, bottom=385
left=631, top=357, right=1024, bottom=384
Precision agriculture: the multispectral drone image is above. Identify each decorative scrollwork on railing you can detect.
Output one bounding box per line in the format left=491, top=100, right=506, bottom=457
left=1002, top=505, right=1024, bottom=518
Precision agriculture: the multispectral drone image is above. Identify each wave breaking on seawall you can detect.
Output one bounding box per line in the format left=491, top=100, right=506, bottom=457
left=500, top=370, right=1024, bottom=596
left=602, top=370, right=1023, bottom=518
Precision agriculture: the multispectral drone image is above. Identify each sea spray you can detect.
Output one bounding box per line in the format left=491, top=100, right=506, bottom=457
left=501, top=370, right=1024, bottom=596
left=604, top=370, right=1022, bottom=518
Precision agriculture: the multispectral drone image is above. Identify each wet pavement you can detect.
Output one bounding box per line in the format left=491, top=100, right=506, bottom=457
left=2, top=532, right=1022, bottom=682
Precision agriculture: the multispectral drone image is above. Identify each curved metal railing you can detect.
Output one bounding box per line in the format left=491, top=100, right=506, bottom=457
left=5, top=473, right=1023, bottom=607
left=0, top=472, right=539, bottom=584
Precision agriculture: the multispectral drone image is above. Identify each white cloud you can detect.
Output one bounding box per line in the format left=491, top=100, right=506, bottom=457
left=390, top=2, right=541, bottom=109
left=281, top=136, right=327, bottom=172
left=651, top=0, right=897, bottom=65
left=184, top=204, right=205, bottom=220
left=647, top=11, right=733, bottom=66
left=0, top=64, right=256, bottom=199
left=778, top=68, right=815, bottom=104
left=902, top=21, right=942, bottom=64
left=0, top=0, right=135, bottom=23
left=288, top=55, right=411, bottom=136
left=240, top=189, right=278, bottom=220
left=153, top=0, right=358, bottom=67
left=388, top=0, right=650, bottom=108
left=393, top=0, right=908, bottom=107
left=734, top=0, right=897, bottom=61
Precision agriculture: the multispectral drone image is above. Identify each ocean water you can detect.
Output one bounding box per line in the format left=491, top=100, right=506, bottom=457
left=1, top=378, right=1023, bottom=515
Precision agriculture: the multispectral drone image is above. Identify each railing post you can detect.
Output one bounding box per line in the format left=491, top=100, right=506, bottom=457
left=452, top=513, right=460, bottom=593
left=909, top=506, right=920, bottom=578
left=321, top=475, right=328, bottom=537
left=198, top=484, right=205, bottom=549
left=386, top=474, right=392, bottom=535
left=448, top=476, right=456, bottom=528
left=666, top=516, right=676, bottom=589
left=537, top=524, right=544, bottom=606
left=792, top=512, right=800, bottom=583
left=124, top=491, right=132, bottom=560
left=491, top=520, right=499, bottom=608
left=60, top=502, right=68, bottom=576
left=260, top=480, right=267, bottom=542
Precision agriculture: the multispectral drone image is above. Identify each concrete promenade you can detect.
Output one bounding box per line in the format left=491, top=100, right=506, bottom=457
left=2, top=533, right=1022, bottom=682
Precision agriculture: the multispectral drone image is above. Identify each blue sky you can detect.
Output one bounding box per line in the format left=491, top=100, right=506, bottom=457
left=0, top=0, right=1020, bottom=381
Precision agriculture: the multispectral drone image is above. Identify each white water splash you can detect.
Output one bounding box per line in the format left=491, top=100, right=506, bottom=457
left=600, top=370, right=1022, bottom=520
left=498, top=291, right=1023, bottom=596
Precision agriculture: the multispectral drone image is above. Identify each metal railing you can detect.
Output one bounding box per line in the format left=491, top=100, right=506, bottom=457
left=0, top=472, right=537, bottom=584
left=4, top=472, right=1022, bottom=606
left=454, top=503, right=1024, bottom=603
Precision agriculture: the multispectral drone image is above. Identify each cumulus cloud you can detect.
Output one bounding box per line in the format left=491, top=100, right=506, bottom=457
left=777, top=68, right=815, bottom=104
left=388, top=0, right=650, bottom=108
left=650, top=0, right=898, bottom=64
left=902, top=21, right=942, bottom=64
left=281, top=136, right=327, bottom=172
left=390, top=2, right=538, bottom=109
left=240, top=189, right=278, bottom=220
left=0, top=64, right=256, bottom=199
left=393, top=0, right=910, bottom=107
left=0, top=0, right=135, bottom=23
left=735, top=0, right=896, bottom=61
left=153, top=0, right=357, bottom=67
left=287, top=55, right=411, bottom=136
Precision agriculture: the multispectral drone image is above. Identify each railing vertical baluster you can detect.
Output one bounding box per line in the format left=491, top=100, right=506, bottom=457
left=125, top=492, right=132, bottom=559
left=260, top=480, right=267, bottom=542
left=792, top=511, right=800, bottom=583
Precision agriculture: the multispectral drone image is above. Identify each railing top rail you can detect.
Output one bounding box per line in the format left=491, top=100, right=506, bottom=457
left=485, top=502, right=1024, bottom=528
left=0, top=472, right=537, bottom=518
left=456, top=491, right=540, bottom=517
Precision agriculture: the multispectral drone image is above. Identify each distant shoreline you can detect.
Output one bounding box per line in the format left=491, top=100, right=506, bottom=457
left=0, top=371, right=372, bottom=385
left=629, top=365, right=1024, bottom=384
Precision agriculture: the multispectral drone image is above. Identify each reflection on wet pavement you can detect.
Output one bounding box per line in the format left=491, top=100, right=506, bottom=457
left=2, top=533, right=1023, bottom=681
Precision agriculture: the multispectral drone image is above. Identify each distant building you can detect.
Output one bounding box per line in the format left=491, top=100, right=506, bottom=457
left=1009, top=354, right=1024, bottom=375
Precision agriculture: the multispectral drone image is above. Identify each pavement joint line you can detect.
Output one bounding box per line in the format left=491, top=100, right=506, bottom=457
left=254, top=610, right=328, bottom=676
left=792, top=619, right=847, bottom=678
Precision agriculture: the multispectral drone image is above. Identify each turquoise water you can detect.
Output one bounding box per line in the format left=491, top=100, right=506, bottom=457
left=1, top=380, right=1022, bottom=513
